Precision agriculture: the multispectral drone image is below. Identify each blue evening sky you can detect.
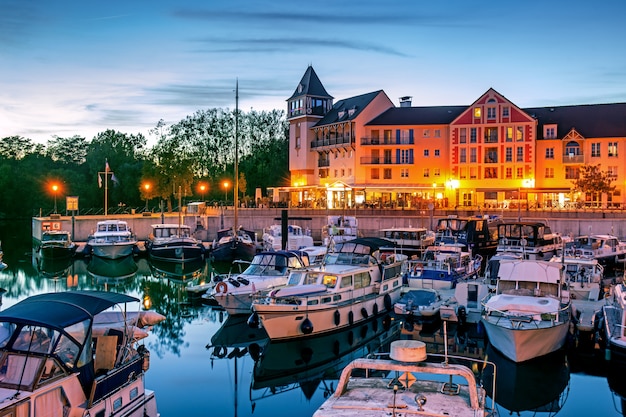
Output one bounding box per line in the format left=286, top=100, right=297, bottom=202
left=1, top=0, right=625, bottom=144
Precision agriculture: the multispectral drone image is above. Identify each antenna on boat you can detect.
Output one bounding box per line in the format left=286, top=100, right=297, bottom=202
left=234, top=78, right=239, bottom=235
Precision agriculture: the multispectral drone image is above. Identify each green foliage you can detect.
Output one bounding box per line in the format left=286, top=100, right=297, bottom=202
left=571, top=164, right=616, bottom=195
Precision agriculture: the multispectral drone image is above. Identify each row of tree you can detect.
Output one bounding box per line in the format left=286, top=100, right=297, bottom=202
left=0, top=108, right=289, bottom=218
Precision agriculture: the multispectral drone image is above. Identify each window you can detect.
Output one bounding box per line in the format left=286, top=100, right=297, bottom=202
left=506, top=127, right=513, bottom=142
left=545, top=167, right=554, bottom=178
left=423, top=168, right=430, bottom=178
left=400, top=149, right=412, bottom=164
left=591, top=143, right=601, bottom=157
left=474, top=107, right=481, bottom=118
left=469, top=167, right=477, bottom=179
left=295, top=136, right=301, bottom=149
left=384, top=130, right=392, bottom=143
left=341, top=169, right=345, bottom=176
left=516, top=147, right=523, bottom=162
left=434, top=129, right=441, bottom=138
left=460, top=128, right=467, bottom=143
left=334, top=169, right=338, bottom=177
left=459, top=167, right=467, bottom=179
left=484, top=167, right=497, bottom=178
left=516, top=167, right=523, bottom=178
left=434, top=168, right=441, bottom=177
left=371, top=130, right=380, bottom=144
left=371, top=168, right=379, bottom=179
left=460, top=148, right=467, bottom=163
left=516, top=127, right=524, bottom=141
left=609, top=142, right=618, bottom=157
left=401, top=168, right=409, bottom=178
left=505, top=167, right=512, bottom=179
left=485, top=127, right=498, bottom=143
left=608, top=166, right=618, bottom=178
left=470, top=128, right=477, bottom=143
left=485, top=147, right=498, bottom=163
left=487, top=107, right=496, bottom=119
left=383, top=168, right=392, bottom=179
left=423, top=129, right=430, bottom=138
left=565, top=166, right=579, bottom=180
left=384, top=149, right=392, bottom=164
left=502, top=107, right=510, bottom=117
left=470, top=148, right=477, bottom=163
left=505, top=147, right=512, bottom=162
left=545, top=148, right=554, bottom=159
left=423, top=149, right=429, bottom=157
left=544, top=125, right=557, bottom=139
left=434, top=149, right=440, bottom=157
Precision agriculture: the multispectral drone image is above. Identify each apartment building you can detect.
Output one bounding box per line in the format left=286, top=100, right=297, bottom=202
left=284, top=66, right=626, bottom=210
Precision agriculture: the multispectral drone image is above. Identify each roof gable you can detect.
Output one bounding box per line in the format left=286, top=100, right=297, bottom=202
left=288, top=66, right=333, bottom=101
left=451, top=88, right=535, bottom=125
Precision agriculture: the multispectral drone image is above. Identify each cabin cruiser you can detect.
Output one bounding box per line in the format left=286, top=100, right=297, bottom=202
left=261, top=224, right=313, bottom=251
left=145, top=223, right=204, bottom=262
left=87, top=220, right=137, bottom=259
left=37, top=230, right=76, bottom=259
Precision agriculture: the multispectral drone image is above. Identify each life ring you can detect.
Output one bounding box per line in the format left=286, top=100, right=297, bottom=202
left=413, top=263, right=424, bottom=275
left=215, top=281, right=228, bottom=294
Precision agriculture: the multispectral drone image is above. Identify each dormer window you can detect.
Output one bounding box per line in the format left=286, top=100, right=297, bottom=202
left=338, top=110, right=345, bottom=119
left=544, top=124, right=557, bottom=139
left=347, top=107, right=356, bottom=117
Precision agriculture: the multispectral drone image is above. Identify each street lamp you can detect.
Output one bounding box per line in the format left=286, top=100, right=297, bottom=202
left=223, top=181, right=230, bottom=204
left=143, top=183, right=151, bottom=211
left=52, top=184, right=59, bottom=214
left=199, top=184, right=207, bottom=201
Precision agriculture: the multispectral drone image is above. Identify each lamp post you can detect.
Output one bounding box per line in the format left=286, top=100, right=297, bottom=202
left=52, top=184, right=59, bottom=214
left=223, top=181, right=230, bottom=205
left=143, top=183, right=151, bottom=212
left=199, top=184, right=206, bottom=202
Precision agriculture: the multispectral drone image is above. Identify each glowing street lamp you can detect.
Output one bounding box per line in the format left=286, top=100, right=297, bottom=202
left=223, top=181, right=230, bottom=204
left=143, top=182, right=151, bottom=211
left=51, top=184, right=59, bottom=214
left=199, top=184, right=207, bottom=201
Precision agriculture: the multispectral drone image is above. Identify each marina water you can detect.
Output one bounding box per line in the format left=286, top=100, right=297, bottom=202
left=0, top=219, right=623, bottom=417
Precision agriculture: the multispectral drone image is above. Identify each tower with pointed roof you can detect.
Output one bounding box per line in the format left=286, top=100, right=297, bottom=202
left=287, top=66, right=333, bottom=190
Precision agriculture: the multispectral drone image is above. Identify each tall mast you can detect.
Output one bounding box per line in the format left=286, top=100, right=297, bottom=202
left=234, top=79, right=239, bottom=231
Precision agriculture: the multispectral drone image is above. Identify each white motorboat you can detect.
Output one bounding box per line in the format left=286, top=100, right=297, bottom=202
left=313, top=339, right=496, bottom=417
left=393, top=288, right=445, bottom=323
left=481, top=259, right=572, bottom=363
left=601, top=282, right=626, bottom=364
left=37, top=230, right=77, bottom=259
left=206, top=250, right=312, bottom=315
left=405, top=243, right=482, bottom=290
left=549, top=254, right=603, bottom=301
left=379, top=226, right=435, bottom=258
left=0, top=291, right=161, bottom=416
left=261, top=224, right=313, bottom=251
left=146, top=223, right=204, bottom=262
left=565, top=233, right=626, bottom=272
left=495, top=221, right=563, bottom=260
left=249, top=237, right=405, bottom=340
left=87, top=220, right=137, bottom=259
left=322, top=215, right=359, bottom=246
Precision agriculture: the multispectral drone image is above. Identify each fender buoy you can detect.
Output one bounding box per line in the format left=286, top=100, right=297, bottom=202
left=361, top=307, right=368, bottom=319
left=300, top=317, right=314, bottom=335
left=247, top=312, right=260, bottom=328
left=348, top=311, right=354, bottom=325
left=237, top=277, right=250, bottom=286
left=334, top=310, right=340, bottom=326
left=248, top=343, right=262, bottom=361
left=384, top=294, right=392, bottom=311
left=373, top=303, right=379, bottom=315
left=215, top=281, right=228, bottom=294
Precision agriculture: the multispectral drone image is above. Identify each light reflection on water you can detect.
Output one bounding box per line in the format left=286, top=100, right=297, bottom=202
left=0, top=219, right=623, bottom=417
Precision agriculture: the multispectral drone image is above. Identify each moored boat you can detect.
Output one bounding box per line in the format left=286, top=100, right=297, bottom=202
left=0, top=291, right=161, bottom=416
left=206, top=250, right=312, bottom=315
left=393, top=288, right=445, bottom=324
left=313, top=339, right=496, bottom=417
left=261, top=223, right=313, bottom=251
left=564, top=233, right=626, bottom=272
left=496, top=221, right=562, bottom=260
left=549, top=254, right=603, bottom=301
left=249, top=237, right=405, bottom=341
left=210, top=227, right=257, bottom=263
left=322, top=215, right=359, bottom=246
left=37, top=230, right=76, bottom=259
left=481, top=259, right=572, bottom=363
left=145, top=223, right=204, bottom=262
left=379, top=226, right=435, bottom=258
left=87, top=220, right=137, bottom=259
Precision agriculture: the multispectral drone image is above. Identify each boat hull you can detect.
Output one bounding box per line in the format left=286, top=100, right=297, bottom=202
left=211, top=241, right=256, bottom=263
left=481, top=318, right=570, bottom=363
left=148, top=244, right=204, bottom=262
left=90, top=242, right=136, bottom=259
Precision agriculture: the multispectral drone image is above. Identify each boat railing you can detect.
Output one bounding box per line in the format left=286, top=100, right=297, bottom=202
left=482, top=301, right=571, bottom=327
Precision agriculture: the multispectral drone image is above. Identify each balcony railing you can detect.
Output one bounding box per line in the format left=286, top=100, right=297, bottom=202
left=360, top=137, right=414, bottom=145
left=562, top=153, right=585, bottom=164
left=311, top=136, right=354, bottom=149
left=318, top=159, right=330, bottom=167
left=359, top=156, right=414, bottom=165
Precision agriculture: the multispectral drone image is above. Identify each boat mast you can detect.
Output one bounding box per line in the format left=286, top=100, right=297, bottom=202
left=234, top=79, right=239, bottom=232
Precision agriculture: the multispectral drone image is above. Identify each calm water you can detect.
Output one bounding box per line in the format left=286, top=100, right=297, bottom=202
left=0, top=219, right=624, bottom=417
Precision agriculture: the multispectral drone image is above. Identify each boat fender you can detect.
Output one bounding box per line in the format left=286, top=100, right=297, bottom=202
left=384, top=294, right=392, bottom=311
left=214, top=346, right=227, bottom=358
left=215, top=281, right=228, bottom=294
left=247, top=312, right=260, bottom=328
left=300, top=318, right=314, bottom=335
left=348, top=311, right=354, bottom=325
left=237, top=277, right=250, bottom=286
left=334, top=310, right=340, bottom=326
left=228, top=278, right=241, bottom=287
left=373, top=303, right=379, bottom=315
left=248, top=343, right=262, bottom=361
left=457, top=305, right=467, bottom=328
left=361, top=307, right=368, bottom=319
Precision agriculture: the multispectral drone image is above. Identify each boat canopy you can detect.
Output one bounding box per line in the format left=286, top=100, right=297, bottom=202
left=335, top=237, right=397, bottom=255
left=0, top=291, right=138, bottom=330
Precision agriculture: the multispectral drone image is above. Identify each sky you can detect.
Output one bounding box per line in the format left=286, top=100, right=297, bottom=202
left=2, top=0, right=626, bottom=145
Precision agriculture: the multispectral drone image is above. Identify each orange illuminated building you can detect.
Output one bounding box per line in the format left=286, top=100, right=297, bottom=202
left=285, top=66, right=626, bottom=209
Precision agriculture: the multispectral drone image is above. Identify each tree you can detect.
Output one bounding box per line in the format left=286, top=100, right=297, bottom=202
left=571, top=164, right=615, bottom=204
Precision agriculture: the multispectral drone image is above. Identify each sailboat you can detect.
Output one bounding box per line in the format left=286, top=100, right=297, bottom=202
left=210, top=80, right=257, bottom=264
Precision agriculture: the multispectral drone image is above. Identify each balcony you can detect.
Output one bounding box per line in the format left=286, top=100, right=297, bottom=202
left=311, top=136, right=354, bottom=149
left=562, top=153, right=585, bottom=164
left=318, top=159, right=330, bottom=168
left=359, top=156, right=413, bottom=165
left=360, top=136, right=414, bottom=145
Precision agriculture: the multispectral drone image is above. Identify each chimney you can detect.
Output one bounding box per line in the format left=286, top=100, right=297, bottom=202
left=399, top=96, right=412, bottom=107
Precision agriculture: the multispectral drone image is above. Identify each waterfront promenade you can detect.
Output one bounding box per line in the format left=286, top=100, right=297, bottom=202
left=32, top=206, right=626, bottom=244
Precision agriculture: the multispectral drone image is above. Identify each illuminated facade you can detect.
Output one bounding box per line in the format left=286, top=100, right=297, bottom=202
left=285, top=66, right=626, bottom=209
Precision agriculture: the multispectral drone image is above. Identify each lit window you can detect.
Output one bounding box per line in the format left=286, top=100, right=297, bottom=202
left=474, top=107, right=481, bottom=118
left=423, top=168, right=430, bottom=178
